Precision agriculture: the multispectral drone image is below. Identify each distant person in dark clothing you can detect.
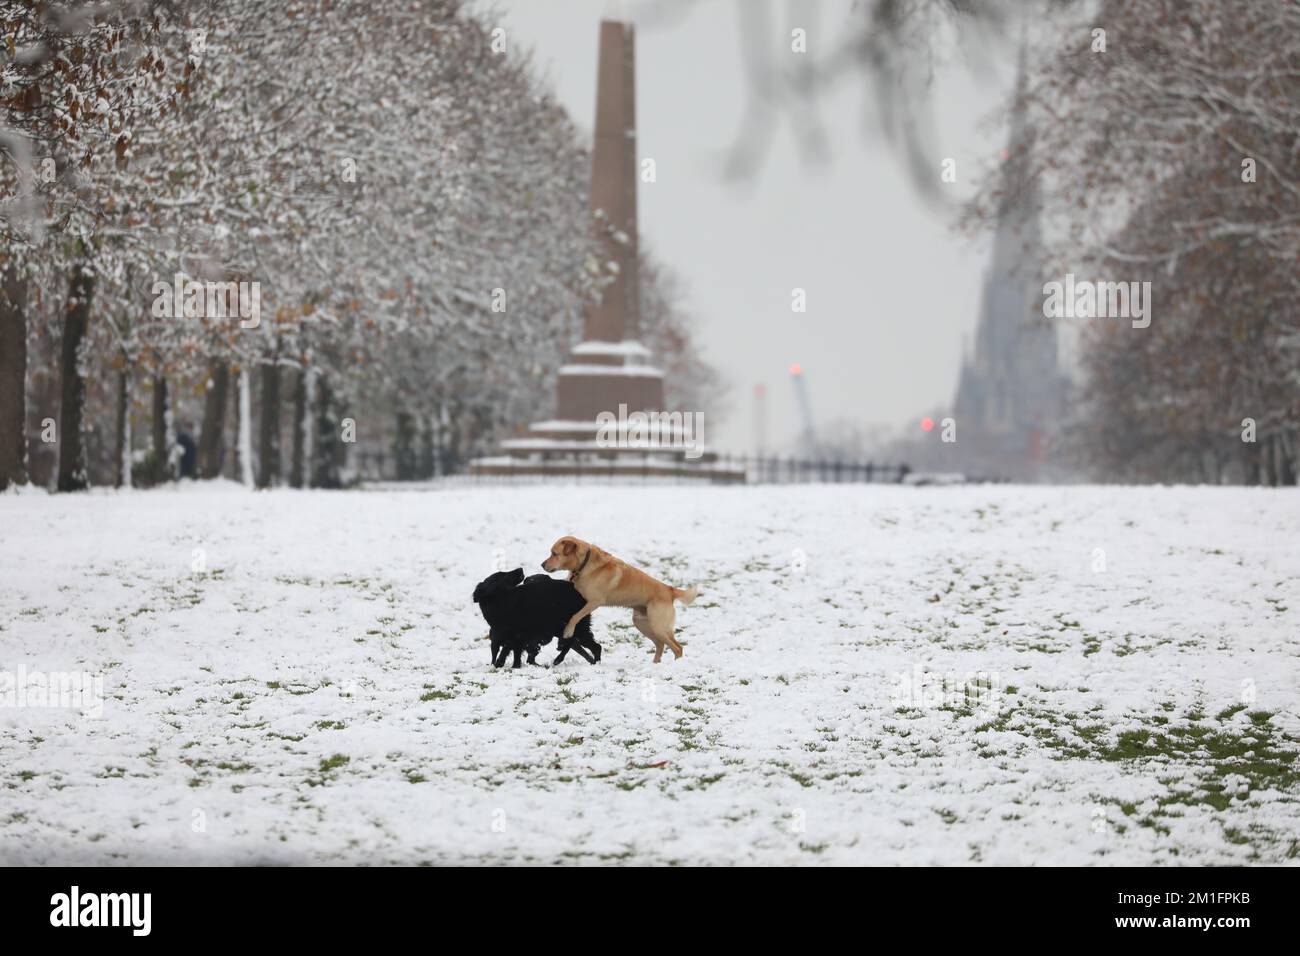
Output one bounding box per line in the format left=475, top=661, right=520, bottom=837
left=177, top=431, right=197, bottom=479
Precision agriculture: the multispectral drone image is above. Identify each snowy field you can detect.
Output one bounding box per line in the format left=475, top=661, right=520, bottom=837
left=1, top=482, right=1297, bottom=866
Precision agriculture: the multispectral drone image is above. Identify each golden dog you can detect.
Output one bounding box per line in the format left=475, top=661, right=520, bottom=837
left=542, top=536, right=697, bottom=662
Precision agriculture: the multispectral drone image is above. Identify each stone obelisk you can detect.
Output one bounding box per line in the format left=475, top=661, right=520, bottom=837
left=586, top=19, right=640, bottom=343
left=553, top=19, right=665, bottom=421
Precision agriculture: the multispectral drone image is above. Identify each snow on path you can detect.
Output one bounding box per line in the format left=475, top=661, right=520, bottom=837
left=1, top=483, right=1297, bottom=865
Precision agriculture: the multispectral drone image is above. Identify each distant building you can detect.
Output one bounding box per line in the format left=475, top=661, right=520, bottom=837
left=951, top=51, right=1067, bottom=481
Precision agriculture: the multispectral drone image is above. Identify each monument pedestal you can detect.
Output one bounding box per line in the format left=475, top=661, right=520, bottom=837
left=472, top=336, right=743, bottom=482
left=554, top=339, right=664, bottom=421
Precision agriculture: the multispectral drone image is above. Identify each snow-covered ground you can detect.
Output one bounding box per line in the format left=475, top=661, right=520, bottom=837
left=1, top=482, right=1297, bottom=865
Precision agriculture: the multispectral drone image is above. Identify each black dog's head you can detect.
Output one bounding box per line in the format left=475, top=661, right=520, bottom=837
left=472, top=567, right=525, bottom=605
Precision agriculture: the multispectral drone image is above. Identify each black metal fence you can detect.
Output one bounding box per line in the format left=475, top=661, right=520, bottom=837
left=735, top=456, right=911, bottom=484
left=353, top=450, right=912, bottom=485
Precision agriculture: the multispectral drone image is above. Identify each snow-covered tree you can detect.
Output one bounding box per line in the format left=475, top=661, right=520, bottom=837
left=967, top=0, right=1300, bottom=483
left=6, top=1, right=722, bottom=490
left=1, top=1, right=190, bottom=490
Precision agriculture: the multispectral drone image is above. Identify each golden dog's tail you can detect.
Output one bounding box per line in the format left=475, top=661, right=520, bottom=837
left=673, top=586, right=698, bottom=606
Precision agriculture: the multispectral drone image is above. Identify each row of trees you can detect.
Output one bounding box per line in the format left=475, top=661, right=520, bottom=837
left=977, top=0, right=1300, bottom=484
left=1, top=0, right=720, bottom=491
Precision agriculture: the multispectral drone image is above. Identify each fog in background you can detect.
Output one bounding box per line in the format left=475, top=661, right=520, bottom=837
left=481, top=0, right=1027, bottom=452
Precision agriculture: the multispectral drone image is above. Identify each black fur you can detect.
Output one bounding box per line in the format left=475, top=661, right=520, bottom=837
left=472, top=568, right=602, bottom=668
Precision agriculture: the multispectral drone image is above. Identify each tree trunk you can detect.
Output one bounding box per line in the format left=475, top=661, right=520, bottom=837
left=1279, top=432, right=1297, bottom=487
left=290, top=368, right=308, bottom=488
left=151, top=373, right=170, bottom=483
left=0, top=267, right=28, bottom=490
left=394, top=411, right=417, bottom=480
left=418, top=416, right=434, bottom=479
left=115, top=370, right=132, bottom=488
left=56, top=260, right=94, bottom=492
left=443, top=405, right=463, bottom=475
left=434, top=403, right=446, bottom=477
left=237, top=368, right=254, bottom=486
left=198, top=363, right=230, bottom=479
left=1242, top=434, right=1261, bottom=485
left=257, top=362, right=281, bottom=488
left=312, top=375, right=340, bottom=489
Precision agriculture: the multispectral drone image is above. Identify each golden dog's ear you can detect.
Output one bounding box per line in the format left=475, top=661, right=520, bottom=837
left=562, top=539, right=578, bottom=555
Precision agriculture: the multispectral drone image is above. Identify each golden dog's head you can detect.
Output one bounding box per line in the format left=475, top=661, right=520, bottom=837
left=541, top=536, right=583, bottom=572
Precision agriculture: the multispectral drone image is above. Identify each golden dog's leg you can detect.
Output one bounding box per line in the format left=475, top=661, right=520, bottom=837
left=564, top=601, right=600, bottom=639
left=646, top=601, right=682, bottom=660
left=633, top=607, right=663, bottom=661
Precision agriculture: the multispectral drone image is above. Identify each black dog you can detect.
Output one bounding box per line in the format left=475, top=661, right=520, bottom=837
left=472, top=568, right=602, bottom=668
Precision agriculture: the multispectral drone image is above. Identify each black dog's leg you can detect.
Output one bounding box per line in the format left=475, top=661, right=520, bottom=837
left=574, top=617, right=600, bottom=663
left=552, top=639, right=572, bottom=666
left=492, top=641, right=509, bottom=668
left=572, top=642, right=596, bottom=664
left=511, top=647, right=523, bottom=669
left=526, top=644, right=541, bottom=665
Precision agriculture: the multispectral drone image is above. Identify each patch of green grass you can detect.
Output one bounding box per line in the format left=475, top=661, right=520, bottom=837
left=682, top=772, right=726, bottom=791
left=1073, top=708, right=1299, bottom=856
left=596, top=846, right=637, bottom=862
left=786, top=770, right=814, bottom=788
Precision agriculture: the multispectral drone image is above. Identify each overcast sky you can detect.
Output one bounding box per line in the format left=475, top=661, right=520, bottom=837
left=478, top=0, right=1022, bottom=451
